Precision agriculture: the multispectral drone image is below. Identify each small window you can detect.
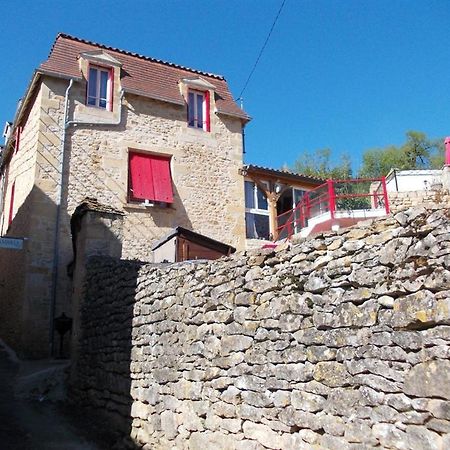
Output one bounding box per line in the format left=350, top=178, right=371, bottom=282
left=245, top=181, right=270, bottom=239
left=87, top=66, right=113, bottom=110
left=128, top=152, right=174, bottom=204
left=188, top=90, right=210, bottom=131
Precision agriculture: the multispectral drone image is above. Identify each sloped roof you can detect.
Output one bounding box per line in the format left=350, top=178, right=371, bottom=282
left=151, top=226, right=235, bottom=254
left=244, top=164, right=324, bottom=186
left=39, top=33, right=249, bottom=121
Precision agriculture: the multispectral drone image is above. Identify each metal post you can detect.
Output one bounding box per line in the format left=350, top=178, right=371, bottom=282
left=304, top=193, right=310, bottom=227
left=327, top=179, right=336, bottom=219
left=381, top=176, right=390, bottom=214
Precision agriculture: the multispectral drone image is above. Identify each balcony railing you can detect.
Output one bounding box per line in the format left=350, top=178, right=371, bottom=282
left=275, top=177, right=389, bottom=241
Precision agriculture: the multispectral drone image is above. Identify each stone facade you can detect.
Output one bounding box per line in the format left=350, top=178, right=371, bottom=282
left=71, top=203, right=450, bottom=449
left=388, top=189, right=450, bottom=212
left=0, top=37, right=246, bottom=357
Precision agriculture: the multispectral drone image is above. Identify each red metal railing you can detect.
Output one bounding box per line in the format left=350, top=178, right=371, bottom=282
left=275, top=177, right=389, bottom=241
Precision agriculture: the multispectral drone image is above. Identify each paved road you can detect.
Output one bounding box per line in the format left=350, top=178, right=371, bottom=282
left=0, top=347, right=110, bottom=450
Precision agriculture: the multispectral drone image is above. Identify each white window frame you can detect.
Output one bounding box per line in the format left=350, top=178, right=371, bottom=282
left=245, top=181, right=270, bottom=239
left=87, top=65, right=112, bottom=110
left=188, top=90, right=207, bottom=130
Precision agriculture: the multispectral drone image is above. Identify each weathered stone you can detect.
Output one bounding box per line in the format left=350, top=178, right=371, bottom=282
left=353, top=373, right=401, bottom=393
left=344, top=420, right=378, bottom=445
left=404, top=425, right=442, bottom=450
left=220, top=335, right=253, bottom=356
left=377, top=295, right=395, bottom=308
left=235, top=291, right=257, bottom=306
left=411, top=398, right=450, bottom=419
left=273, top=390, right=291, bottom=408
left=324, top=388, right=361, bottom=416
left=426, top=418, right=450, bottom=433
left=313, top=362, right=351, bottom=387
left=379, top=237, right=412, bottom=266
left=320, top=414, right=345, bottom=436
left=305, top=345, right=336, bottom=363
left=189, top=431, right=238, bottom=450
left=131, top=401, right=150, bottom=420
left=304, top=270, right=331, bottom=293
left=160, top=410, right=180, bottom=440
left=359, top=386, right=385, bottom=406
left=372, top=423, right=406, bottom=448
left=242, top=421, right=281, bottom=449
left=291, top=390, right=326, bottom=412
left=393, top=290, right=450, bottom=328
left=220, top=385, right=241, bottom=405
left=272, top=363, right=313, bottom=382
left=385, top=393, right=412, bottom=412
left=404, top=360, right=450, bottom=399
left=241, top=391, right=272, bottom=408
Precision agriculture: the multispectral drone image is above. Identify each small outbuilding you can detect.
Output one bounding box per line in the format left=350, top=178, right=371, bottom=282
left=151, top=227, right=236, bottom=263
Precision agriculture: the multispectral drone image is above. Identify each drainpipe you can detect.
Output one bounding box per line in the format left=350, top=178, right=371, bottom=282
left=49, top=85, right=125, bottom=356
left=49, top=78, right=73, bottom=356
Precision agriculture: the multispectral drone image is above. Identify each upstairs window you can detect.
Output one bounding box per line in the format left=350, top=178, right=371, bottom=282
left=188, top=90, right=210, bottom=131
left=87, top=66, right=113, bottom=110
left=128, top=152, right=174, bottom=204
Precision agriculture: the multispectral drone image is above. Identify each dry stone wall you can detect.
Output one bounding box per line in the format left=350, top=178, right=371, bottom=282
left=72, top=204, right=450, bottom=450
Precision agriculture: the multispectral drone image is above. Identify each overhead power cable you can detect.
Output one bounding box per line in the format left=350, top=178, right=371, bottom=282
left=237, top=0, right=287, bottom=101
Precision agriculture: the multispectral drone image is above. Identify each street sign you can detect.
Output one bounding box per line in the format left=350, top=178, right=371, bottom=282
left=0, top=237, right=24, bottom=250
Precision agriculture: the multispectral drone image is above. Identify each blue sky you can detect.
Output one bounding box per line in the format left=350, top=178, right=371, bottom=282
left=1, top=0, right=449, bottom=173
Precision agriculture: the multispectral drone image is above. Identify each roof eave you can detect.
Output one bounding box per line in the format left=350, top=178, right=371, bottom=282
left=216, top=109, right=252, bottom=123
left=243, top=164, right=324, bottom=186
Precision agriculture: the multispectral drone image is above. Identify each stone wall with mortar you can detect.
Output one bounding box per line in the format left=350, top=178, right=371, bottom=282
left=71, top=204, right=450, bottom=449
left=388, top=190, right=450, bottom=212
left=0, top=82, right=60, bottom=357
left=42, top=76, right=246, bottom=263
left=0, top=71, right=245, bottom=357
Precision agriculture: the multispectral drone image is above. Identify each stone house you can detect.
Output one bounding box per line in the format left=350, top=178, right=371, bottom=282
left=0, top=33, right=250, bottom=357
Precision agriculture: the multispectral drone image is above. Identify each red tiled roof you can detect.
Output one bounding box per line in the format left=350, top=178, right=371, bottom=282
left=39, top=33, right=249, bottom=121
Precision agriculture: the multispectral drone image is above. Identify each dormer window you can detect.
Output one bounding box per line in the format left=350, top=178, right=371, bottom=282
left=188, top=90, right=210, bottom=131
left=180, top=77, right=215, bottom=133
left=87, top=66, right=113, bottom=110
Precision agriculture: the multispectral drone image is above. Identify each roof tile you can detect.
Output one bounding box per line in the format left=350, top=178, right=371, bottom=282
left=39, top=33, right=249, bottom=120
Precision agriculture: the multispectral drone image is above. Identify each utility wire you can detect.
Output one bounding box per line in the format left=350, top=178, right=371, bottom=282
left=237, top=0, right=287, bottom=100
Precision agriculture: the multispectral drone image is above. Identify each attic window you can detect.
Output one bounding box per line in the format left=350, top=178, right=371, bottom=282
left=87, top=66, right=113, bottom=110
left=188, top=90, right=210, bottom=131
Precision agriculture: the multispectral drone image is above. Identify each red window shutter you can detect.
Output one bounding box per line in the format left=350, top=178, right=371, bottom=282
left=15, top=127, right=21, bottom=153
left=151, top=156, right=173, bottom=203
left=129, top=153, right=154, bottom=200
left=205, top=91, right=211, bottom=132
left=108, top=68, right=114, bottom=111
left=8, top=182, right=15, bottom=226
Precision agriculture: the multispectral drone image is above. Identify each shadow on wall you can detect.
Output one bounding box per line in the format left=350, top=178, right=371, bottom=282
left=70, top=257, right=142, bottom=448
left=0, top=185, right=71, bottom=359
left=67, top=202, right=140, bottom=448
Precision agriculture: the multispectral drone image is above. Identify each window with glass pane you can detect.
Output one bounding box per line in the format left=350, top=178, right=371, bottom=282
left=245, top=181, right=270, bottom=239
left=245, top=181, right=255, bottom=209
left=246, top=213, right=270, bottom=240
left=187, top=90, right=205, bottom=129
left=87, top=66, right=111, bottom=109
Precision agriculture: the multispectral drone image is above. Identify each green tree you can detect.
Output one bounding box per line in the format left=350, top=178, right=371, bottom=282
left=292, top=148, right=352, bottom=180
left=358, top=131, right=444, bottom=178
